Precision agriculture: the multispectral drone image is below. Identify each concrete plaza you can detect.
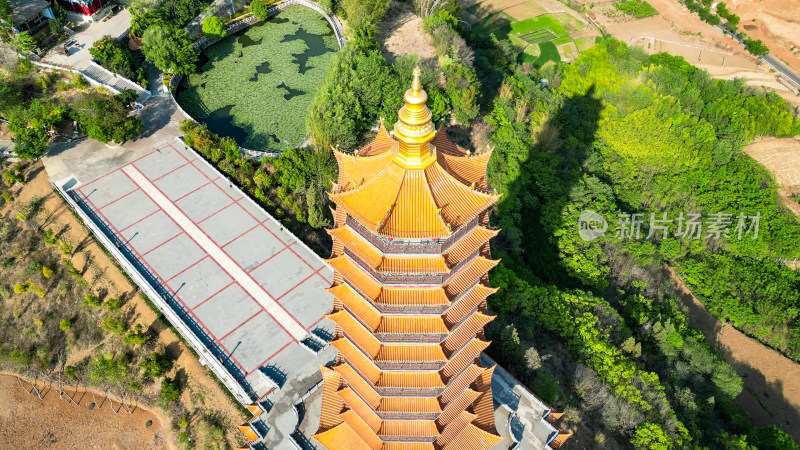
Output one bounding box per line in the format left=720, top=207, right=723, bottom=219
left=63, top=141, right=334, bottom=404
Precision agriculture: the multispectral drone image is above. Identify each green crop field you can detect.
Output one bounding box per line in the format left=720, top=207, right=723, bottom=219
left=177, top=7, right=338, bottom=151
left=510, top=15, right=569, bottom=37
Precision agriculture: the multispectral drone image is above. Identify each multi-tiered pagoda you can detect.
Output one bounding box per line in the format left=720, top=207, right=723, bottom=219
left=312, top=68, right=505, bottom=449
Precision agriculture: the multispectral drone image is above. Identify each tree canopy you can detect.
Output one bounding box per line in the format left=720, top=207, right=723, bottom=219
left=142, top=24, right=198, bottom=75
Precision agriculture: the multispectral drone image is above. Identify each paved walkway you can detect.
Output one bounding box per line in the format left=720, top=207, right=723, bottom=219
left=39, top=9, right=149, bottom=98
left=122, top=163, right=310, bottom=340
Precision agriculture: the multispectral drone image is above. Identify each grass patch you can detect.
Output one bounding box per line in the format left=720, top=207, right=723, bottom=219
left=534, top=41, right=561, bottom=67
left=511, top=15, right=569, bottom=37
left=574, top=37, right=597, bottom=52
left=553, top=36, right=572, bottom=45
left=614, top=0, right=658, bottom=18
left=176, top=7, right=338, bottom=151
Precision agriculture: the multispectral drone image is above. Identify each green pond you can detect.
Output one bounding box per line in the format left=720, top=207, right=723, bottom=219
left=177, top=7, right=338, bottom=150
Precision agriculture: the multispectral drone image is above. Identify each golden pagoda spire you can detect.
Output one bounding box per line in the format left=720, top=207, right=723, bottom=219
left=393, top=67, right=437, bottom=169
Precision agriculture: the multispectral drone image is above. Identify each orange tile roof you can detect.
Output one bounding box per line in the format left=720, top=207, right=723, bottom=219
left=379, top=420, right=439, bottom=438
left=238, top=424, right=258, bottom=441
left=472, top=367, right=496, bottom=432
left=440, top=423, right=502, bottom=450
left=331, top=338, right=381, bottom=384
left=443, top=283, right=496, bottom=327
left=377, top=316, right=448, bottom=335
left=334, top=363, right=381, bottom=409
left=328, top=310, right=381, bottom=357
left=435, top=411, right=477, bottom=447
left=328, top=256, right=453, bottom=307
left=550, top=432, right=574, bottom=448
left=439, top=364, right=484, bottom=404
left=444, top=257, right=500, bottom=297
left=330, top=226, right=450, bottom=273
left=327, top=283, right=382, bottom=330
left=318, top=366, right=344, bottom=430
left=379, top=396, right=442, bottom=414
left=430, top=125, right=465, bottom=156
left=341, top=410, right=383, bottom=450
left=437, top=148, right=493, bottom=190
left=443, top=226, right=499, bottom=266
left=327, top=255, right=383, bottom=299
left=381, top=167, right=450, bottom=238
left=376, top=344, right=446, bottom=363
left=358, top=122, right=396, bottom=157
left=438, top=388, right=481, bottom=426
left=377, top=371, right=445, bottom=389
left=313, top=421, right=374, bottom=450
left=423, top=162, right=499, bottom=229
left=442, top=312, right=495, bottom=355
left=338, top=387, right=382, bottom=430
left=376, top=286, right=449, bottom=307
left=333, top=145, right=396, bottom=192
left=382, top=443, right=435, bottom=450
left=441, top=338, right=490, bottom=379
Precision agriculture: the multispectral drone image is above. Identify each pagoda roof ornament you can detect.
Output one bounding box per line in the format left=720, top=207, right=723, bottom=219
left=393, top=67, right=437, bottom=169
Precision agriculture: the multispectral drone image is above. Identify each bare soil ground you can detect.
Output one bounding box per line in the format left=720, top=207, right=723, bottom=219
left=376, top=1, right=436, bottom=64
left=744, top=138, right=800, bottom=188
left=5, top=162, right=247, bottom=447
left=0, top=374, right=169, bottom=449
left=727, top=0, right=800, bottom=73
left=666, top=266, right=800, bottom=442
left=577, top=0, right=800, bottom=105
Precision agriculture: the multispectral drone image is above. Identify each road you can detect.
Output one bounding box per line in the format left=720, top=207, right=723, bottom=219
left=762, top=54, right=800, bottom=88
left=715, top=23, right=800, bottom=88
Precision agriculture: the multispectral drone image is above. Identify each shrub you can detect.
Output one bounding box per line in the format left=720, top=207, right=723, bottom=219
left=13, top=283, right=27, bottom=294
left=1, top=191, right=13, bottom=203
left=59, top=319, right=72, bottom=331
left=141, top=351, right=171, bottom=378
left=158, top=377, right=181, bottom=408
left=101, top=314, right=125, bottom=336
left=251, top=0, right=275, bottom=20
left=123, top=323, right=150, bottom=346
left=70, top=73, right=89, bottom=89
left=104, top=296, right=123, bottom=311
left=60, top=240, right=73, bottom=256
left=42, top=266, right=54, bottom=278
left=83, top=293, right=102, bottom=307
left=202, top=16, right=226, bottom=38
left=64, top=365, right=77, bottom=380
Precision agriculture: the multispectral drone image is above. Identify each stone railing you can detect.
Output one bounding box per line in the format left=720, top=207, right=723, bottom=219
left=345, top=215, right=480, bottom=255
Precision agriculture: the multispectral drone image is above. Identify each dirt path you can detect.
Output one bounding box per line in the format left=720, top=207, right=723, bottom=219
left=7, top=161, right=247, bottom=447
left=0, top=374, right=169, bottom=449
left=665, top=265, right=800, bottom=441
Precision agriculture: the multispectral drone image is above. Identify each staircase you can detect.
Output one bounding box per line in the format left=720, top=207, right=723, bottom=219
left=81, top=62, right=152, bottom=103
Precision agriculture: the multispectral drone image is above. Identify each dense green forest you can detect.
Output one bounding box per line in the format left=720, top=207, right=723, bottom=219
left=480, top=37, right=800, bottom=447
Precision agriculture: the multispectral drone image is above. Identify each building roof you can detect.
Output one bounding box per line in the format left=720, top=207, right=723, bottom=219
left=10, top=0, right=49, bottom=24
